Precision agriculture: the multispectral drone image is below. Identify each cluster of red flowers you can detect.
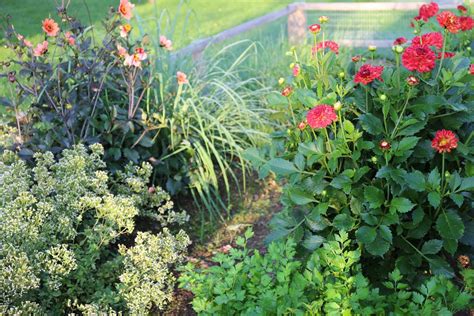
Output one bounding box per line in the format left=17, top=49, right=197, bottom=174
left=354, top=64, right=384, bottom=85
left=306, top=105, right=337, bottom=129
left=312, top=40, right=339, bottom=55
left=402, top=44, right=436, bottom=73
left=412, top=32, right=443, bottom=49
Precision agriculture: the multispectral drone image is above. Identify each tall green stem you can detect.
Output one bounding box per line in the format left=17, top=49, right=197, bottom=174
left=435, top=30, right=447, bottom=81
left=390, top=89, right=411, bottom=139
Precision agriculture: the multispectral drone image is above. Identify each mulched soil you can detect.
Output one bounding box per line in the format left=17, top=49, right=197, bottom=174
left=164, top=176, right=282, bottom=315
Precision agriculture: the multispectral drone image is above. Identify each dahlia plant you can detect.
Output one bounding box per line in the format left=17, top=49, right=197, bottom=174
left=248, top=4, right=474, bottom=282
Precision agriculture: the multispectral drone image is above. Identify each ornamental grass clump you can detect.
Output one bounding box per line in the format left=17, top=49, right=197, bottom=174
left=0, top=144, right=190, bottom=314
left=247, top=7, right=474, bottom=285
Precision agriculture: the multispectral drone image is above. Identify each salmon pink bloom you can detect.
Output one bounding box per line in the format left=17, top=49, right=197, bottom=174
left=159, top=35, right=173, bottom=50
left=418, top=2, right=439, bottom=21
left=354, top=64, right=384, bottom=85
left=308, top=24, right=321, bottom=34
left=135, top=47, right=147, bottom=60
left=17, top=34, right=32, bottom=47
left=412, top=32, right=443, bottom=49
left=431, top=130, right=458, bottom=153
left=117, top=44, right=127, bottom=57
left=118, top=0, right=135, bottom=20
left=42, top=18, right=60, bottom=37
left=281, top=86, right=293, bottom=97
left=313, top=40, right=339, bottom=54
left=177, top=71, right=188, bottom=84
left=307, top=105, right=337, bottom=129
left=351, top=55, right=361, bottom=63
left=293, top=64, right=300, bottom=76
left=459, top=16, right=474, bottom=31
left=393, top=37, right=407, bottom=45
left=436, top=52, right=455, bottom=59
left=120, top=24, right=132, bottom=38
left=402, top=45, right=436, bottom=73
left=437, top=11, right=461, bottom=33
left=124, top=53, right=141, bottom=67
left=65, top=32, right=75, bottom=45
left=406, top=75, right=420, bottom=86
left=33, top=41, right=48, bottom=57
left=298, top=121, right=307, bottom=130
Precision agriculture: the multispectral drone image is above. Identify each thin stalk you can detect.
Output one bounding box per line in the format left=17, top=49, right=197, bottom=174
left=390, top=88, right=411, bottom=139
left=435, top=30, right=447, bottom=81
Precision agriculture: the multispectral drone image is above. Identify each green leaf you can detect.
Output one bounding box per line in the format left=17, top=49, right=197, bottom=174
left=379, top=225, right=392, bottom=243
left=389, top=197, right=415, bottom=214
left=267, top=158, right=299, bottom=176
left=394, top=137, right=419, bottom=157
left=436, top=210, right=464, bottom=241
left=364, top=186, right=385, bottom=209
left=449, top=193, right=464, bottom=207
left=459, top=177, right=474, bottom=191
left=123, top=148, right=139, bottom=163
left=405, top=171, right=426, bottom=192
left=333, top=214, right=355, bottom=231
left=359, top=114, right=384, bottom=135
left=330, top=175, right=352, bottom=194
left=427, top=168, right=441, bottom=189
left=429, top=257, right=455, bottom=278
left=302, top=234, right=325, bottom=251
left=288, top=187, right=316, bottom=205
left=356, top=226, right=377, bottom=244
left=427, top=192, right=441, bottom=208
left=421, top=239, right=443, bottom=254
left=242, top=148, right=266, bottom=166
left=366, top=231, right=391, bottom=256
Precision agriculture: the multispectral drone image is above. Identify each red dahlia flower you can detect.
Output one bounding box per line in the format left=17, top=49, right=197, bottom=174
left=393, top=37, right=407, bottom=45
left=306, top=105, right=337, bottom=129
left=437, top=11, right=461, bottom=33
left=352, top=55, right=361, bottom=63
left=436, top=52, right=455, bottom=59
left=379, top=140, right=391, bottom=150
left=418, top=2, right=439, bottom=21
left=281, top=86, right=293, bottom=97
left=354, top=64, right=384, bottom=85
left=412, top=32, right=443, bottom=49
left=402, top=45, right=436, bottom=73
left=459, top=16, right=474, bottom=31
left=313, top=40, right=339, bottom=54
left=293, top=64, right=301, bottom=76
left=470, top=64, right=474, bottom=75
left=431, top=130, right=458, bottom=153
left=406, top=75, right=420, bottom=86
left=309, top=24, right=321, bottom=34
left=298, top=121, right=307, bottom=130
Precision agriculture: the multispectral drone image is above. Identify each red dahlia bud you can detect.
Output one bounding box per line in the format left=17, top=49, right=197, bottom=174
left=308, top=24, right=321, bottom=34
left=406, top=75, right=419, bottom=86
left=379, top=140, right=391, bottom=150
left=148, top=186, right=156, bottom=194
left=281, top=86, right=293, bottom=97
left=458, top=255, right=470, bottom=268
left=8, top=71, right=16, bottom=83
left=298, top=121, right=307, bottom=130
left=351, top=55, right=361, bottom=63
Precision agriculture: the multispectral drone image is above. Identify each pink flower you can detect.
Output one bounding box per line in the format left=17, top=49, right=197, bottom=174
left=118, top=0, right=135, bottom=20
left=124, top=53, right=141, bottom=68
left=293, top=64, right=300, bottom=77
left=354, top=64, right=384, bottom=85
left=418, top=2, right=439, bottom=21
left=135, top=47, right=147, bottom=60
left=308, top=24, right=321, bottom=34
left=117, top=44, right=127, bottom=57
left=436, top=52, right=455, bottom=59
left=177, top=71, right=188, bottom=84
left=159, top=35, right=173, bottom=50
left=65, top=32, right=75, bottom=45
left=33, top=41, right=48, bottom=57
left=412, top=32, right=443, bottom=50
left=17, top=34, right=32, bottom=47
left=306, top=104, right=337, bottom=129
left=120, top=24, right=132, bottom=38
left=313, top=40, right=339, bottom=54
left=402, top=44, right=436, bottom=73
left=460, top=16, right=474, bottom=31
left=469, top=64, right=474, bottom=75
left=42, top=18, right=60, bottom=37
left=437, top=11, right=461, bottom=33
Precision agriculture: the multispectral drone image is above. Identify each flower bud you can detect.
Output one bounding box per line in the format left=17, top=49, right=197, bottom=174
left=148, top=186, right=156, bottom=194
left=338, top=72, right=345, bottom=79
left=413, top=29, right=419, bottom=34
left=66, top=103, right=73, bottom=110
left=281, top=86, right=293, bottom=97
left=395, top=45, right=404, bottom=54
left=289, top=63, right=295, bottom=69
left=361, top=57, right=367, bottom=62
left=298, top=121, right=307, bottom=130
left=351, top=55, right=361, bottom=63
left=380, top=94, right=387, bottom=101
left=333, top=101, right=342, bottom=111
left=278, top=77, right=285, bottom=85
left=319, top=16, right=329, bottom=23
left=321, top=190, right=327, bottom=196
left=406, top=75, right=419, bottom=86
left=467, top=47, right=472, bottom=52
left=444, top=171, right=451, bottom=178
left=7, top=71, right=16, bottom=83
left=379, top=140, right=391, bottom=150
left=285, top=51, right=293, bottom=56
left=368, top=45, right=377, bottom=52
left=371, top=156, right=378, bottom=163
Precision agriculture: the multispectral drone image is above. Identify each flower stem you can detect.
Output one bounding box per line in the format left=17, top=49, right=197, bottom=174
left=390, top=88, right=411, bottom=139
left=435, top=30, right=447, bottom=81
left=365, top=86, right=369, bottom=113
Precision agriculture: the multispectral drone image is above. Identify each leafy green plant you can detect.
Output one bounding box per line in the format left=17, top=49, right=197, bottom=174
left=246, top=7, right=474, bottom=282
left=180, top=230, right=471, bottom=315
left=0, top=144, right=190, bottom=314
